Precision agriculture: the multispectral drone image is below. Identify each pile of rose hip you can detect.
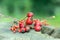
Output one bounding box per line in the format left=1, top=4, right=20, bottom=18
left=10, top=12, right=49, bottom=33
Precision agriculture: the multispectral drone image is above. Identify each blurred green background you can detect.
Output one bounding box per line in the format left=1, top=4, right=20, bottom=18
left=0, top=0, right=60, bottom=27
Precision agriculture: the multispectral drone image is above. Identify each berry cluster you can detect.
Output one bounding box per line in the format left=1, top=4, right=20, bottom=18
left=10, top=12, right=49, bottom=33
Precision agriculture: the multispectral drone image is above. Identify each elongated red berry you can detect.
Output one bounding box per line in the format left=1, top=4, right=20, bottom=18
left=25, top=26, right=30, bottom=32
left=34, top=26, right=41, bottom=32
left=27, top=12, right=33, bottom=17
left=18, top=29, right=22, bottom=33
left=19, top=23, right=24, bottom=28
left=34, top=19, right=42, bottom=26
left=14, top=25, right=19, bottom=29
left=19, top=20, right=25, bottom=28
left=18, top=28, right=26, bottom=33
left=26, top=17, right=33, bottom=25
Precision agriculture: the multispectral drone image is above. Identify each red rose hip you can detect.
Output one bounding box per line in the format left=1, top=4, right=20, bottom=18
left=19, top=20, right=25, bottom=28
left=18, top=28, right=26, bottom=33
left=34, top=26, right=41, bottom=32
left=27, top=12, right=33, bottom=17
left=26, top=17, right=33, bottom=25
left=25, top=26, right=30, bottom=32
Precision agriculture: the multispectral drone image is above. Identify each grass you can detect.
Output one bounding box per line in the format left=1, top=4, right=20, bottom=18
left=0, top=17, right=13, bottom=22
left=47, top=16, right=60, bottom=27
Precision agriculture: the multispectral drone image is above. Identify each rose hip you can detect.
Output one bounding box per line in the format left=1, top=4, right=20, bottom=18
left=26, top=17, right=33, bottom=25
left=34, top=26, right=41, bottom=32
left=25, top=26, right=30, bottom=32
left=19, top=20, right=25, bottom=28
left=27, top=12, right=33, bottom=17
left=34, top=19, right=42, bottom=26
left=18, top=28, right=26, bottom=33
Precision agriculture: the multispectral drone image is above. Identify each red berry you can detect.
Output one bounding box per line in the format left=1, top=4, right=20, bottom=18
left=14, top=25, right=19, bottom=29
left=25, top=26, right=30, bottom=32
left=34, top=26, right=41, bottom=32
left=34, top=22, right=42, bottom=26
left=34, top=19, right=42, bottom=26
left=27, top=12, right=33, bottom=17
left=10, top=25, right=19, bottom=32
left=18, top=28, right=26, bottom=33
left=10, top=27, right=12, bottom=30
left=10, top=27, right=17, bottom=33
left=18, top=29, right=22, bottom=33
left=13, top=30, right=16, bottom=33
left=19, top=23, right=24, bottom=28
left=19, top=20, right=25, bottom=28
left=10, top=27, right=14, bottom=31
left=26, top=17, right=33, bottom=25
